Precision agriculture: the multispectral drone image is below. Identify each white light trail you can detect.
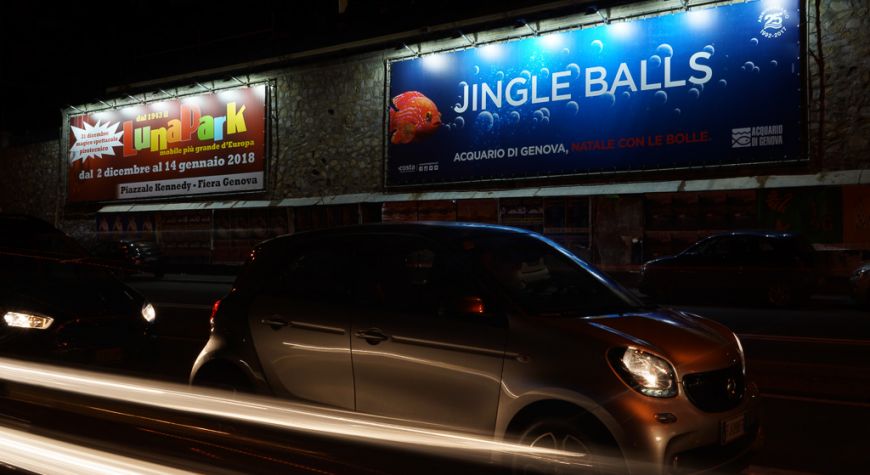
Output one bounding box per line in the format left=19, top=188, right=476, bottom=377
left=0, top=425, right=195, bottom=475
left=0, top=357, right=590, bottom=469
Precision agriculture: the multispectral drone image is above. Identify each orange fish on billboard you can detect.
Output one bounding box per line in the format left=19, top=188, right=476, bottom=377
left=389, top=91, right=441, bottom=144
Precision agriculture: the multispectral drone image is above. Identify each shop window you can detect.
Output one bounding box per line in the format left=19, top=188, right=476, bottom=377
left=213, top=208, right=290, bottom=264
left=361, top=202, right=383, bottom=224
left=96, top=213, right=156, bottom=243
left=158, top=211, right=212, bottom=265
left=642, top=191, right=760, bottom=260
left=699, top=193, right=728, bottom=230
left=457, top=199, right=498, bottom=224
left=543, top=197, right=590, bottom=260
left=417, top=200, right=457, bottom=221
left=499, top=198, right=544, bottom=233
left=381, top=201, right=418, bottom=222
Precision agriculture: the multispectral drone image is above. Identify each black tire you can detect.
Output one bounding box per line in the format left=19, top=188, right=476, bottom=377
left=515, top=417, right=622, bottom=475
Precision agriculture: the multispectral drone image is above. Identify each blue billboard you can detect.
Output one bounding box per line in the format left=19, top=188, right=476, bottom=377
left=386, top=0, right=801, bottom=186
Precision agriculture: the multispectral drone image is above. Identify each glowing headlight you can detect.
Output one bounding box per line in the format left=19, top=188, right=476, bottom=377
left=610, top=347, right=677, bottom=397
left=141, top=303, right=156, bottom=323
left=3, top=311, right=54, bottom=330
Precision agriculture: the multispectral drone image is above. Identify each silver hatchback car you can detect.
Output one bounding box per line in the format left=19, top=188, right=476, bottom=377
left=191, top=222, right=761, bottom=473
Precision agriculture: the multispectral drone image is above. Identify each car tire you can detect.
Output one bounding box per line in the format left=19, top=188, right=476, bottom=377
left=515, top=417, right=621, bottom=474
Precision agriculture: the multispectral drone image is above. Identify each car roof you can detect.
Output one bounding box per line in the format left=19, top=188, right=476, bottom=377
left=262, top=221, right=539, bottom=248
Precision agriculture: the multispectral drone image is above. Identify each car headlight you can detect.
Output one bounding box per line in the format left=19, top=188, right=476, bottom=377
left=3, top=311, right=54, bottom=330
left=141, top=303, right=156, bottom=323
left=609, top=347, right=677, bottom=397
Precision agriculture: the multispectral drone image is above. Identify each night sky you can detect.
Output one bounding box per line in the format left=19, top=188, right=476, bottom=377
left=0, top=0, right=600, bottom=145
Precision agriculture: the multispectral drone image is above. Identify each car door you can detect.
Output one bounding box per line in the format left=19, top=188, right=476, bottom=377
left=246, top=238, right=356, bottom=410
left=350, top=234, right=507, bottom=433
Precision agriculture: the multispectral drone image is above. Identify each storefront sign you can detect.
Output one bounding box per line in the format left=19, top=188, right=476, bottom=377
left=387, top=0, right=801, bottom=186
left=68, top=85, right=267, bottom=202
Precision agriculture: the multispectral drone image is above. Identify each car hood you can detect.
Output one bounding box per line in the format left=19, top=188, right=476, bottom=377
left=0, top=259, right=144, bottom=321
left=582, top=308, right=741, bottom=376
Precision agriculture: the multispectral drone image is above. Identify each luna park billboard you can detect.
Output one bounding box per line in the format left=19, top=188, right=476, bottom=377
left=67, top=85, right=267, bottom=202
left=386, top=0, right=802, bottom=186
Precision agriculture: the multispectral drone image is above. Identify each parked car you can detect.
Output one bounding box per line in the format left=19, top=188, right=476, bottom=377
left=191, top=222, right=761, bottom=473
left=89, top=240, right=164, bottom=279
left=640, top=231, right=819, bottom=307
left=0, top=214, right=157, bottom=365
left=850, top=261, right=870, bottom=306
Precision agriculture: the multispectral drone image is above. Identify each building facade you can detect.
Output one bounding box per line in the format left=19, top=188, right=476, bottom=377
left=1, top=0, right=869, bottom=282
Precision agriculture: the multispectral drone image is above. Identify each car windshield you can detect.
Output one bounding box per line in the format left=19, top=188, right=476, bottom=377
left=470, top=234, right=643, bottom=316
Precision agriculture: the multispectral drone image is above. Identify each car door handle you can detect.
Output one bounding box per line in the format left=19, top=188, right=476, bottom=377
left=260, top=317, right=289, bottom=330
left=355, top=328, right=389, bottom=345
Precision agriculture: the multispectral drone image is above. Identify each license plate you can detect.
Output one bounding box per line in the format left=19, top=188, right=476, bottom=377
left=721, top=414, right=745, bottom=445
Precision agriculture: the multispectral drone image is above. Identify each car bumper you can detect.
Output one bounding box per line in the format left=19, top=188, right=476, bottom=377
left=606, top=381, right=763, bottom=475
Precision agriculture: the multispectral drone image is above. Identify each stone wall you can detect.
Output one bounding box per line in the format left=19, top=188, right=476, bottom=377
left=807, top=0, right=870, bottom=170
left=272, top=54, right=386, bottom=198
left=2, top=0, right=870, bottom=228
left=0, top=140, right=61, bottom=225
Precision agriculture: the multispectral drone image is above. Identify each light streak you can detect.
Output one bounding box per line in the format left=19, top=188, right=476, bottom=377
left=0, top=424, right=194, bottom=475
left=0, top=357, right=589, bottom=469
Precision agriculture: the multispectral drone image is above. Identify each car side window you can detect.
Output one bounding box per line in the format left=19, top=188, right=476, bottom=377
left=353, top=235, right=442, bottom=315
left=687, top=237, right=719, bottom=256
left=268, top=242, right=351, bottom=303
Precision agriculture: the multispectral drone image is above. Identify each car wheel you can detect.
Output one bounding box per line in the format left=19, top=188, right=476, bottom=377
left=515, top=417, right=620, bottom=475
left=766, top=282, right=795, bottom=307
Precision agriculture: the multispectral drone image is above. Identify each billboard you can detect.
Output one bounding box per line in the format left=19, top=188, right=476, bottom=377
left=68, top=85, right=267, bottom=202
left=387, top=0, right=802, bottom=186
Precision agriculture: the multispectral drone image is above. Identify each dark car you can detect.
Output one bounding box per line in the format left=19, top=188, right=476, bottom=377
left=191, top=222, right=760, bottom=473
left=640, top=231, right=819, bottom=307
left=0, top=214, right=157, bottom=365
left=89, top=240, right=164, bottom=279
left=849, top=261, right=870, bottom=306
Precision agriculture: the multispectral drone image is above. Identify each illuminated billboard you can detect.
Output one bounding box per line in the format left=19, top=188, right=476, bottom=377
left=387, top=0, right=802, bottom=186
left=68, top=85, right=267, bottom=202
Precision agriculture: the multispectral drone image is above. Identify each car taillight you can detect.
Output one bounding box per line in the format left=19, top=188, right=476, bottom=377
left=209, top=299, right=221, bottom=330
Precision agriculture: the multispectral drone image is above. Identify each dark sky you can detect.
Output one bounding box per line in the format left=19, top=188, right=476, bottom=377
left=0, top=0, right=596, bottom=144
